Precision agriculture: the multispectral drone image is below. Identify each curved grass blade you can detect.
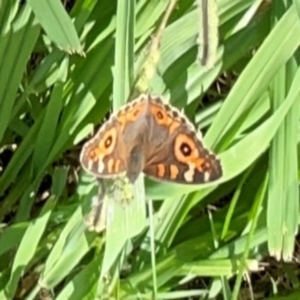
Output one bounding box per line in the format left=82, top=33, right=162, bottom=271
left=232, top=174, right=268, bottom=300
left=28, top=0, right=83, bottom=54
left=268, top=60, right=300, bottom=261
left=113, top=0, right=135, bottom=108
left=2, top=197, right=56, bottom=299
left=206, top=4, right=300, bottom=149
left=0, top=5, right=39, bottom=142
left=32, top=82, right=64, bottom=177
left=54, top=253, right=102, bottom=300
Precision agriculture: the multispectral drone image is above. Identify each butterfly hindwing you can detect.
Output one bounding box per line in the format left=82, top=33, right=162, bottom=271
left=143, top=107, right=222, bottom=183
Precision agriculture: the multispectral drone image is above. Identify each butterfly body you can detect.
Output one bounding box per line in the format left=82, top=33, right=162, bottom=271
left=80, top=94, right=222, bottom=184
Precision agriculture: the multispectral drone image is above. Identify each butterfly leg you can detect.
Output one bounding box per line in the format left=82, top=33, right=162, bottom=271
left=84, top=179, right=107, bottom=232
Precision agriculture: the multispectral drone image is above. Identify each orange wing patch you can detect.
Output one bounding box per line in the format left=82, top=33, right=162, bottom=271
left=170, top=164, right=179, bottom=179
left=150, top=103, right=180, bottom=134
left=157, top=163, right=166, bottom=177
left=116, top=101, right=147, bottom=132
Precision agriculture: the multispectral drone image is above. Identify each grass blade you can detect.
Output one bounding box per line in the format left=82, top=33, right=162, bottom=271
left=28, top=0, right=83, bottom=54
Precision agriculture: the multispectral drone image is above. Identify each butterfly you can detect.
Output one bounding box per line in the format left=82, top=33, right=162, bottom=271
left=80, top=94, right=222, bottom=184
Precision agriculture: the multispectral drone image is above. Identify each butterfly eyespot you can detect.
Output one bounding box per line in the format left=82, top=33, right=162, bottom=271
left=104, top=135, right=113, bottom=148
left=99, top=127, right=117, bottom=154
left=180, top=142, right=192, bottom=156
left=174, top=134, right=198, bottom=163
left=156, top=110, right=164, bottom=120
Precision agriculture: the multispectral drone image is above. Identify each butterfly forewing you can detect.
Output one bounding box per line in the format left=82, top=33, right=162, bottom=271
left=80, top=118, right=127, bottom=178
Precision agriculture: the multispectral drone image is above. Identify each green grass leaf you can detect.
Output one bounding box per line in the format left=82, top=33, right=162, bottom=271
left=28, top=0, right=83, bottom=54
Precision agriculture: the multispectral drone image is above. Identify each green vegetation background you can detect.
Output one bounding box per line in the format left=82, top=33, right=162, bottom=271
left=0, top=0, right=300, bottom=299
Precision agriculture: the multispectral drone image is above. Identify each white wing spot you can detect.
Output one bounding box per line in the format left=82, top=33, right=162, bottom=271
left=184, top=164, right=195, bottom=182
left=98, top=157, right=105, bottom=173
left=204, top=171, right=210, bottom=182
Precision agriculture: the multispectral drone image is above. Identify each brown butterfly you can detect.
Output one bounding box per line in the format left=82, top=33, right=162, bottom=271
left=80, top=94, right=222, bottom=184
